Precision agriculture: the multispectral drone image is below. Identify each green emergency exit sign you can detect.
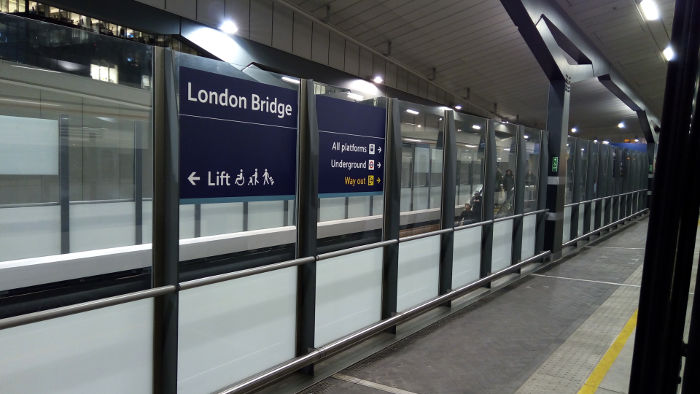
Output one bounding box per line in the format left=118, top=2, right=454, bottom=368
left=552, top=156, right=559, bottom=173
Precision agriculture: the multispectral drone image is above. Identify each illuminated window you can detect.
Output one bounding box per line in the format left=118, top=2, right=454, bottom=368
left=90, top=64, right=118, bottom=84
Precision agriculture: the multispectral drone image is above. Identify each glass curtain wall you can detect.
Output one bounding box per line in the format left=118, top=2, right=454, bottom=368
left=522, top=127, right=542, bottom=212
left=454, top=113, right=486, bottom=225
left=492, top=121, right=517, bottom=218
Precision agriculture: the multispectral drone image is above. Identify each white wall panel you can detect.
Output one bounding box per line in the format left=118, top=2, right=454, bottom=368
left=397, top=235, right=440, bottom=311
left=247, top=200, right=285, bottom=230
left=0, top=299, right=153, bottom=394
left=180, top=204, right=196, bottom=240
left=344, top=41, right=360, bottom=75
left=312, top=23, right=330, bottom=64
left=320, top=197, right=346, bottom=221
left=492, top=219, right=513, bottom=272
left=0, top=115, right=58, bottom=175
left=272, top=4, right=294, bottom=52
left=178, top=268, right=296, bottom=394
left=397, top=67, right=407, bottom=92
left=250, top=0, right=273, bottom=46
left=452, top=226, right=481, bottom=288
left=315, top=248, right=382, bottom=347
left=373, top=194, right=383, bottom=215
left=292, top=13, right=312, bottom=59
left=142, top=200, right=152, bottom=244
left=386, top=62, right=397, bottom=88
left=359, top=48, right=372, bottom=78
left=70, top=202, right=135, bottom=252
left=348, top=195, right=370, bottom=218
left=197, top=0, right=224, bottom=27
left=0, top=205, right=60, bottom=261
left=328, top=32, right=346, bottom=71
left=200, top=202, right=244, bottom=236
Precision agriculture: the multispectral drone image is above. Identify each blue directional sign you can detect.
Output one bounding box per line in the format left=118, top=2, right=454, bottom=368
left=178, top=67, right=297, bottom=203
left=317, top=95, right=386, bottom=197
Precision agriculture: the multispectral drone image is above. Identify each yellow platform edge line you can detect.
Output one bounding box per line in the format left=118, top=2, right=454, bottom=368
left=578, top=309, right=638, bottom=394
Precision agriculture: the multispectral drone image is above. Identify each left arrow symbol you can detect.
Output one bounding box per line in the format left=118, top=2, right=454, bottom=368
left=188, top=171, right=200, bottom=185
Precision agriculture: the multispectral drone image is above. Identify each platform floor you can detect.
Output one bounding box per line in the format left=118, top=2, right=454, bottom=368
left=294, top=218, right=676, bottom=394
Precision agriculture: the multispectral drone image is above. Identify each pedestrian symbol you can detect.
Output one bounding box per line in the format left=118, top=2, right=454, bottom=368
left=248, top=168, right=259, bottom=185
left=263, top=168, right=275, bottom=185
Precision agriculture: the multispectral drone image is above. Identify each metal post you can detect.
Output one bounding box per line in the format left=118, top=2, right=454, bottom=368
left=382, top=98, right=401, bottom=327
left=512, top=126, right=526, bottom=265
left=571, top=138, right=582, bottom=240
left=595, top=142, right=604, bottom=229
left=584, top=140, right=595, bottom=234
left=152, top=47, right=179, bottom=394
left=134, top=122, right=143, bottom=245
left=439, top=109, right=456, bottom=295
left=543, top=79, right=570, bottom=258
left=535, top=130, right=548, bottom=254
left=480, top=122, right=496, bottom=277
left=295, top=79, right=319, bottom=374
left=59, top=115, right=70, bottom=254
left=630, top=0, right=700, bottom=391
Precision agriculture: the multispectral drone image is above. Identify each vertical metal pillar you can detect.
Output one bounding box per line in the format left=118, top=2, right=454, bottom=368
left=59, top=115, right=70, bottom=254
left=439, top=110, right=456, bottom=295
left=584, top=140, right=595, bottom=234
left=295, top=79, right=319, bottom=373
left=480, top=122, right=496, bottom=277
left=512, top=126, right=526, bottom=265
left=535, top=130, right=548, bottom=254
left=152, top=47, right=179, bottom=394
left=595, top=142, right=604, bottom=229
left=646, top=142, right=655, bottom=208
left=134, top=122, right=143, bottom=245
left=630, top=0, right=700, bottom=391
left=543, top=79, right=570, bottom=258
left=382, top=98, right=401, bottom=328
left=571, top=138, right=582, bottom=239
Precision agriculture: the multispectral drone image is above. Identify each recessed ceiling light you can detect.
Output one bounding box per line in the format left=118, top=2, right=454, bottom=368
left=617, top=121, right=626, bottom=129
left=603, top=140, right=610, bottom=145
left=219, top=20, right=238, bottom=34
left=372, top=75, right=384, bottom=84
left=417, top=124, right=422, bottom=128
left=640, top=0, right=660, bottom=21
left=406, top=109, right=419, bottom=115
left=663, top=44, right=675, bottom=61
left=472, top=124, right=481, bottom=130
left=634, top=138, right=640, bottom=143
left=454, top=105, right=462, bottom=110
left=571, top=127, right=577, bottom=133
left=524, top=135, right=529, bottom=139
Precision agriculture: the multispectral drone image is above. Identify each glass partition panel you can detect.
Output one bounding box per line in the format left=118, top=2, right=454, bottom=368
left=314, top=82, right=386, bottom=252
left=522, top=213, right=537, bottom=259
left=315, top=248, right=383, bottom=347
left=454, top=113, right=486, bottom=225
left=397, top=235, right=440, bottom=311
left=492, top=121, right=517, bottom=218
left=178, top=267, right=296, bottom=394
left=452, top=227, right=481, bottom=288
left=565, top=138, right=575, bottom=203
left=563, top=205, right=572, bottom=243
left=0, top=298, right=153, bottom=393
left=399, top=101, right=445, bottom=235
left=0, top=13, right=153, bottom=312
left=523, top=127, right=542, bottom=212
left=576, top=142, right=588, bottom=202
left=492, top=219, right=513, bottom=271
left=590, top=143, right=600, bottom=198
left=172, top=53, right=298, bottom=278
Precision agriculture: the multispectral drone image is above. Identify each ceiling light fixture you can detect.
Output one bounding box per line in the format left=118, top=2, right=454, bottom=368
left=571, top=127, right=577, bottom=133
left=634, top=138, right=640, bottom=143
left=640, top=0, right=660, bottom=21
left=602, top=140, right=610, bottom=145
left=472, top=124, right=481, bottom=130
left=406, top=109, right=419, bottom=115
left=219, top=20, right=239, bottom=34
left=454, top=105, right=462, bottom=110
left=372, top=75, right=384, bottom=84
left=524, top=135, right=529, bottom=139
left=281, top=76, right=300, bottom=84
left=617, top=121, right=626, bottom=129
left=346, top=92, right=364, bottom=101
left=663, top=44, right=675, bottom=61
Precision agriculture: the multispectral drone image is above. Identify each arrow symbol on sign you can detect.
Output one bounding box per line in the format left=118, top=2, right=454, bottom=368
left=378, top=147, right=382, bottom=154
left=188, top=171, right=200, bottom=185
left=377, top=177, right=381, bottom=184
left=377, top=162, right=382, bottom=169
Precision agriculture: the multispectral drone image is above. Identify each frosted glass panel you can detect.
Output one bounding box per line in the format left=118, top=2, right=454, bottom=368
left=348, top=195, right=371, bottom=218
left=315, top=248, right=382, bottom=347
left=563, top=206, right=572, bottom=243
left=248, top=200, right=285, bottom=230
left=578, top=204, right=585, bottom=237
left=70, top=202, right=136, bottom=252
left=397, top=235, right=440, bottom=311
left=200, top=202, right=243, bottom=236
left=413, top=187, right=429, bottom=210
left=492, top=219, right=513, bottom=272
left=178, top=267, right=297, bottom=394
left=0, top=205, right=60, bottom=261
left=180, top=204, right=195, bottom=239
left=372, top=194, right=383, bottom=215
left=0, top=115, right=58, bottom=175
left=320, top=197, right=346, bottom=221
left=452, top=226, right=481, bottom=288
left=142, top=200, right=152, bottom=243
left=430, top=186, right=441, bottom=209
left=602, top=199, right=607, bottom=224
left=591, top=201, right=596, bottom=230
left=522, top=214, right=537, bottom=260
left=400, top=188, right=411, bottom=211
left=0, top=298, right=153, bottom=394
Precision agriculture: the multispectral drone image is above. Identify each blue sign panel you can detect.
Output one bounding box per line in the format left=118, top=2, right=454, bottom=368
left=178, top=67, right=297, bottom=203
left=317, top=96, right=386, bottom=197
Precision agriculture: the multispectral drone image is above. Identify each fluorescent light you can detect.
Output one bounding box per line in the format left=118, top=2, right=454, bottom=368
left=663, top=44, right=675, bottom=61
left=454, top=105, right=462, bottom=110
left=640, top=0, right=660, bottom=21
left=602, top=140, right=610, bottom=145
left=346, top=92, right=364, bottom=101
left=417, top=124, right=422, bottom=128
left=219, top=20, right=238, bottom=34
left=594, top=139, right=599, bottom=143
left=472, top=124, right=481, bottom=130
left=571, top=127, right=577, bottom=133
left=634, top=138, right=640, bottom=143
left=617, top=121, right=625, bottom=129
left=503, top=148, right=510, bottom=151
left=404, top=138, right=422, bottom=143
left=281, top=76, right=300, bottom=84
left=524, top=135, right=529, bottom=139
left=372, top=75, right=383, bottom=84
left=406, top=109, right=419, bottom=115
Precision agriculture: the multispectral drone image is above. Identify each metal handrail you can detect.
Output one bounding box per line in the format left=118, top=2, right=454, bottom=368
left=399, top=227, right=452, bottom=243
left=0, top=285, right=175, bottom=330
left=218, top=249, right=552, bottom=394
left=317, top=239, right=397, bottom=261
left=454, top=219, right=492, bottom=231
left=562, top=208, right=649, bottom=247
left=494, top=213, right=522, bottom=222
left=524, top=208, right=548, bottom=216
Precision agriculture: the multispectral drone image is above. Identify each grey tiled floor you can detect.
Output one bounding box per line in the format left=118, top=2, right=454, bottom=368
left=303, top=218, right=652, bottom=394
